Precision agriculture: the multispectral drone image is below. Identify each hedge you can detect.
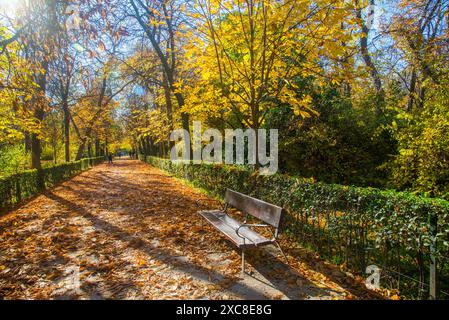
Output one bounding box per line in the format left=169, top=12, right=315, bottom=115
left=143, top=156, right=449, bottom=299
left=0, top=156, right=105, bottom=210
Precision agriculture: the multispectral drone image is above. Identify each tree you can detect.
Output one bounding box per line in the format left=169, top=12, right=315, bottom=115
left=182, top=0, right=356, bottom=166
left=0, top=27, right=37, bottom=144
left=355, top=0, right=385, bottom=114
left=128, top=0, right=191, bottom=153
left=14, top=0, right=62, bottom=170
left=387, top=0, right=449, bottom=110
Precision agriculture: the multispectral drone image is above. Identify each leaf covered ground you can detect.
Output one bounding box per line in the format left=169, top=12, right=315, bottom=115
left=0, top=160, right=382, bottom=300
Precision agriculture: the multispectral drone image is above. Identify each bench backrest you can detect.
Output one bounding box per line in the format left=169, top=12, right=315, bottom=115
left=224, top=189, right=284, bottom=229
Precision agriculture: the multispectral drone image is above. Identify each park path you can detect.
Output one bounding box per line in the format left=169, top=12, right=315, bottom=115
left=0, top=159, right=379, bottom=300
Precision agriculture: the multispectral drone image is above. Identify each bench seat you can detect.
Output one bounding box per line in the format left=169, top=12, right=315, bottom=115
left=197, top=189, right=286, bottom=274
left=199, top=210, right=273, bottom=248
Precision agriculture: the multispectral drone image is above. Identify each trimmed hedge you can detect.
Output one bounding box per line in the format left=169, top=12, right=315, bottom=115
left=0, top=156, right=105, bottom=210
left=143, top=156, right=449, bottom=299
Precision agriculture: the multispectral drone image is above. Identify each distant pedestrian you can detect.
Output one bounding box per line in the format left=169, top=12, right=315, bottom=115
left=108, top=153, right=113, bottom=164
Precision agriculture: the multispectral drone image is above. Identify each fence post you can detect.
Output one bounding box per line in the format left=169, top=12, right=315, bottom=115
left=429, top=211, right=438, bottom=300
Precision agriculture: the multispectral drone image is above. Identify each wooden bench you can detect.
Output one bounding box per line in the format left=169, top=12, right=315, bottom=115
left=197, top=189, right=287, bottom=275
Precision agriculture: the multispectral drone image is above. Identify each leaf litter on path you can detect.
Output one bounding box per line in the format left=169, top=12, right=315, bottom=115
left=0, top=160, right=383, bottom=300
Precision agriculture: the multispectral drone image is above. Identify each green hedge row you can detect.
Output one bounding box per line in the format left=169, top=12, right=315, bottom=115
left=0, top=157, right=105, bottom=210
left=143, top=156, right=449, bottom=299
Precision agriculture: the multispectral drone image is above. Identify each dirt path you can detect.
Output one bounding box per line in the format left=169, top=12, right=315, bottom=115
left=0, top=160, right=378, bottom=300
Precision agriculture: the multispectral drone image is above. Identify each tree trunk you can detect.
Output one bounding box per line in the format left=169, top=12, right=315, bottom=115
left=254, top=123, right=260, bottom=170
left=163, top=74, right=174, bottom=127
left=163, top=74, right=176, bottom=150
left=24, top=133, right=32, bottom=153
left=407, top=70, right=417, bottom=112
left=31, top=95, right=47, bottom=169
left=88, top=143, right=93, bottom=159
left=95, top=139, right=100, bottom=157
left=252, top=104, right=260, bottom=169
left=174, top=90, right=191, bottom=156
left=418, top=87, right=426, bottom=109
left=31, top=57, right=48, bottom=170
left=130, top=0, right=191, bottom=156
left=144, top=139, right=148, bottom=157
left=76, top=142, right=86, bottom=161
left=63, top=104, right=70, bottom=162
left=31, top=131, right=42, bottom=170
left=53, top=145, right=57, bottom=164
left=145, top=136, right=152, bottom=157
left=356, top=0, right=384, bottom=115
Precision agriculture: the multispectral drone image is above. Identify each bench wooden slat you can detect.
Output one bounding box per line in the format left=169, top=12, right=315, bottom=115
left=224, top=190, right=284, bottom=228
left=197, top=190, right=287, bottom=275
left=199, top=210, right=272, bottom=248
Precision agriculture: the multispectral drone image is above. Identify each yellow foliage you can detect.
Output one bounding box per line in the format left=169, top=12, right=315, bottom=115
left=180, top=0, right=357, bottom=128
left=0, top=27, right=42, bottom=143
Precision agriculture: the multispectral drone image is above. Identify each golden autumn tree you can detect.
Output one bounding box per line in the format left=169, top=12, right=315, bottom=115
left=387, top=0, right=449, bottom=110
left=0, top=27, right=39, bottom=144
left=180, top=0, right=357, bottom=163
left=129, top=0, right=192, bottom=151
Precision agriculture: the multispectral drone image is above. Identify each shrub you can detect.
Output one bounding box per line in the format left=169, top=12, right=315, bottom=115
left=0, top=156, right=105, bottom=210
left=41, top=147, right=55, bottom=161
left=0, top=145, right=31, bottom=176
left=389, top=79, right=449, bottom=199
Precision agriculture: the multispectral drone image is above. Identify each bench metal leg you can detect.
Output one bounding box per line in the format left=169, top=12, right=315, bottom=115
left=241, top=249, right=245, bottom=276
left=274, top=240, right=289, bottom=265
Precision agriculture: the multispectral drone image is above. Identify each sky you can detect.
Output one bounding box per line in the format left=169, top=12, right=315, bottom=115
left=0, top=0, right=21, bottom=23
left=0, top=0, right=22, bottom=21
left=0, top=0, right=20, bottom=11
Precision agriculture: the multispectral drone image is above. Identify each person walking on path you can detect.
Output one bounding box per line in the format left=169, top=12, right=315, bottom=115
left=108, top=153, right=113, bottom=164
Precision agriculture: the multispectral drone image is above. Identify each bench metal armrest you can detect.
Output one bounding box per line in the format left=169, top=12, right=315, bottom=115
left=235, top=224, right=271, bottom=244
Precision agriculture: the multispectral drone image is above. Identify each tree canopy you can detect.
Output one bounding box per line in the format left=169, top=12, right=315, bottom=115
left=0, top=0, right=448, bottom=198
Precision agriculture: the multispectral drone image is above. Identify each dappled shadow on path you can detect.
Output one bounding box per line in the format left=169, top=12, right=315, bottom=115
left=44, top=163, right=331, bottom=299
left=0, top=160, right=380, bottom=300
left=44, top=191, right=306, bottom=299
